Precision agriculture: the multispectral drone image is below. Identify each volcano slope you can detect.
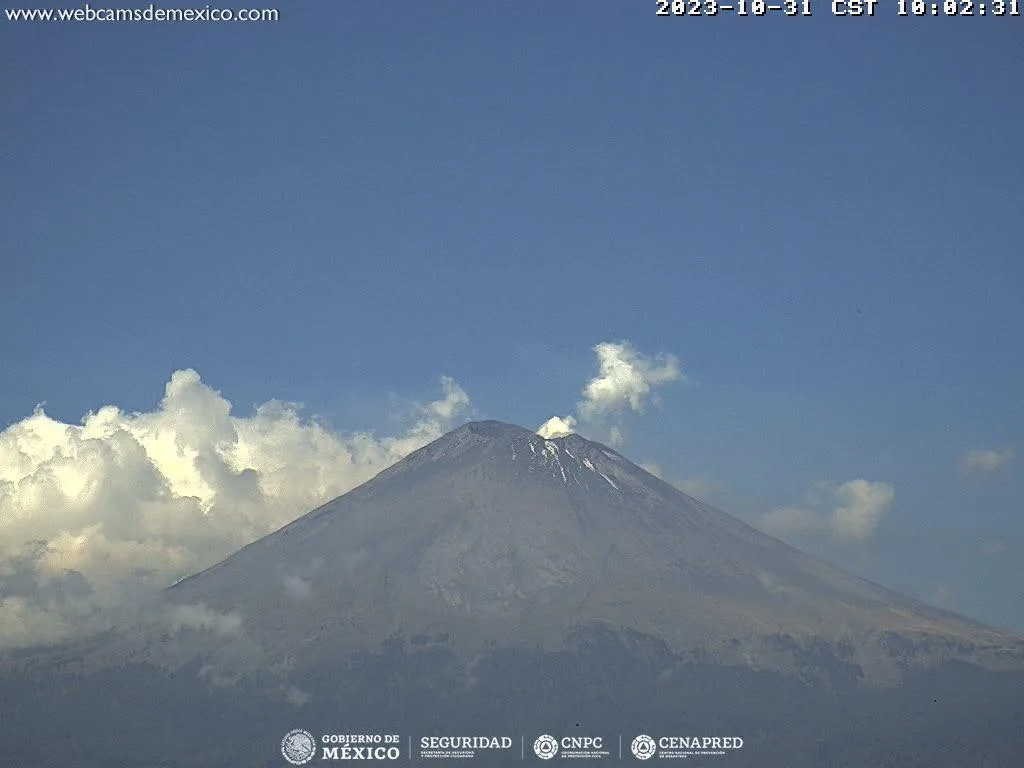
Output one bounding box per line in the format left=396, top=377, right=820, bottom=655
left=2, top=421, right=1022, bottom=767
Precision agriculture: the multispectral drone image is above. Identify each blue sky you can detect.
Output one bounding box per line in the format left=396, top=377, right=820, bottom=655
left=1, top=5, right=1021, bottom=640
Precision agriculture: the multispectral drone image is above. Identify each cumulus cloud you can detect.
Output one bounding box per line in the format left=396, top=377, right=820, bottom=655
left=538, top=341, right=682, bottom=445
left=761, top=479, right=894, bottom=542
left=0, top=596, right=73, bottom=649
left=0, top=370, right=471, bottom=648
left=830, top=479, right=895, bottom=540
left=960, top=447, right=1013, bottom=474
left=578, top=342, right=683, bottom=420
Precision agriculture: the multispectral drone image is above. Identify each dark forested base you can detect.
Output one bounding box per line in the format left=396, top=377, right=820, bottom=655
left=3, top=631, right=1022, bottom=768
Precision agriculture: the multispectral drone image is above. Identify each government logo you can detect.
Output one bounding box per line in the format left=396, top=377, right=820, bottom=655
left=632, top=735, right=744, bottom=759
left=631, top=734, right=656, bottom=760
left=281, top=728, right=317, bottom=765
left=534, top=734, right=559, bottom=760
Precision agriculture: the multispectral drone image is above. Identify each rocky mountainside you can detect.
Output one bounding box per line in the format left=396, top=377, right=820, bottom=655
left=162, top=420, right=1021, bottom=681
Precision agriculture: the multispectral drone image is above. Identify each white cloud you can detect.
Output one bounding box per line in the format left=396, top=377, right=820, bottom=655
left=0, top=370, right=471, bottom=648
left=284, top=684, right=311, bottom=706
left=578, top=342, right=683, bottom=420
left=0, top=596, right=73, bottom=649
left=830, top=479, right=894, bottom=540
left=539, top=341, right=682, bottom=446
left=639, top=462, right=662, bottom=478
left=537, top=415, right=577, bottom=439
left=760, top=479, right=894, bottom=542
left=426, top=376, right=471, bottom=421
left=166, top=602, right=243, bottom=636
left=960, top=447, right=1013, bottom=474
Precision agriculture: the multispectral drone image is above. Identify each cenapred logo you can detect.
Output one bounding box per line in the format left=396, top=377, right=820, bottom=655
left=631, top=734, right=744, bottom=759
left=281, top=728, right=317, bottom=765
left=533, top=734, right=559, bottom=760
left=631, top=734, right=657, bottom=760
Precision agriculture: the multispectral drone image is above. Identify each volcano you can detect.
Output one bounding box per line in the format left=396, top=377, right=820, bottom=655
left=3, top=421, right=1023, bottom=768
left=166, top=420, right=1019, bottom=676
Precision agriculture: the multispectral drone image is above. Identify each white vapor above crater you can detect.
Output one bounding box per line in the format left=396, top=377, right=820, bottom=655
left=537, top=415, right=577, bottom=439
left=538, top=340, right=683, bottom=446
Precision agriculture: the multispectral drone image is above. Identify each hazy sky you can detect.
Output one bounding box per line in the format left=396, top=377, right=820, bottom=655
left=2, top=5, right=1021, bottom=644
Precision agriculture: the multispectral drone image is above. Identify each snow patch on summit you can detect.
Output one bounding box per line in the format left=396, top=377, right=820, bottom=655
left=509, top=434, right=622, bottom=492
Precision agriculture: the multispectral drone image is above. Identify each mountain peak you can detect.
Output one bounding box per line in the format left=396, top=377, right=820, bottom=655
left=447, top=420, right=590, bottom=448
left=446, top=419, right=616, bottom=457
left=386, top=419, right=625, bottom=488
left=456, top=419, right=531, bottom=438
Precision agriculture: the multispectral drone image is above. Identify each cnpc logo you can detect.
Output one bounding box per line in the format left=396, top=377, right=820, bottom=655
left=533, top=734, right=605, bottom=759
